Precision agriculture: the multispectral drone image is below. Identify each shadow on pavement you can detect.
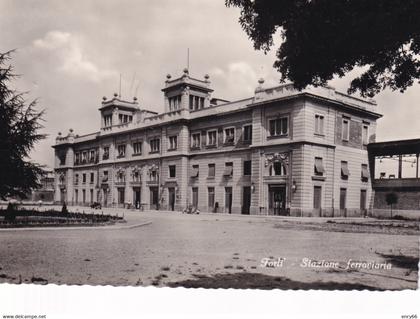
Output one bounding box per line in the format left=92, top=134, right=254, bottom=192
left=168, top=272, right=387, bottom=290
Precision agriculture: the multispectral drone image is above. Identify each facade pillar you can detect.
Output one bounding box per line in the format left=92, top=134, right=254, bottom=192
left=398, top=155, right=403, bottom=178
left=125, top=166, right=132, bottom=208
left=142, top=165, right=149, bottom=209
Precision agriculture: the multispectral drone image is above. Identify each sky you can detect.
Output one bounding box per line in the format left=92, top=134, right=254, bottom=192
left=1, top=0, right=420, bottom=172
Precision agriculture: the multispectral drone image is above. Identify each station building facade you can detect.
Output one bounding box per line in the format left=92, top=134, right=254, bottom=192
left=53, top=69, right=382, bottom=217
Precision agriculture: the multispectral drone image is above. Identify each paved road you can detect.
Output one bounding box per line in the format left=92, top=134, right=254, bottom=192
left=0, top=207, right=418, bottom=289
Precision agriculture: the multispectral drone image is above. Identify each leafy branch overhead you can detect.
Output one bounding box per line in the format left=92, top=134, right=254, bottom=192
left=0, top=50, right=46, bottom=200
left=226, top=0, right=420, bottom=97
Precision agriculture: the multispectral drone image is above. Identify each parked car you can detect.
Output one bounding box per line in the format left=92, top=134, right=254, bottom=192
left=90, top=202, right=102, bottom=209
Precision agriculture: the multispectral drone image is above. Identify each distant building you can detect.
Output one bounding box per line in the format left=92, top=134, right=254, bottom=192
left=53, top=68, right=382, bottom=216
left=31, top=170, right=55, bottom=202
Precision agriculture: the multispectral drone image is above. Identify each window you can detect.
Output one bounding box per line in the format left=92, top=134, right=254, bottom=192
left=341, top=161, right=349, bottom=180
left=361, top=164, right=369, bottom=182
left=133, top=141, right=142, bottom=155
left=82, top=151, right=88, bottom=163
left=82, top=173, right=86, bottom=184
left=103, top=146, right=109, bottom=160
left=89, top=150, right=96, bottom=163
left=90, top=189, right=94, bottom=204
left=314, top=157, right=325, bottom=176
left=169, top=165, right=176, bottom=178
left=207, top=130, right=217, bottom=146
left=191, top=133, right=201, bottom=149
left=269, top=162, right=286, bottom=176
left=74, top=174, right=79, bottom=185
left=116, top=171, right=125, bottom=183
left=117, top=144, right=126, bottom=158
left=223, top=162, right=233, bottom=177
left=132, top=170, right=141, bottom=182
left=269, top=117, right=289, bottom=137
left=208, top=163, right=215, bottom=178
left=119, top=114, right=132, bottom=124
left=150, top=170, right=158, bottom=182
left=168, top=136, right=178, bottom=150
left=104, top=114, right=112, bottom=127
left=169, top=95, right=182, bottom=111
left=243, top=160, right=252, bottom=176
left=75, top=153, right=80, bottom=165
left=75, top=189, right=78, bottom=204
left=224, top=127, right=235, bottom=144
left=208, top=187, right=215, bottom=209
left=102, top=170, right=108, bottom=182
left=315, top=114, right=324, bottom=135
left=90, top=172, right=94, bottom=184
left=149, top=138, right=160, bottom=153
left=82, top=189, right=86, bottom=204
left=189, top=95, right=205, bottom=110
left=191, top=165, right=199, bottom=178
left=362, top=125, right=369, bottom=145
left=243, top=125, right=252, bottom=143
left=342, top=118, right=350, bottom=141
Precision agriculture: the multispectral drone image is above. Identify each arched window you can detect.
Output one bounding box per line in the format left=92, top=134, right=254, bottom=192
left=269, top=161, right=287, bottom=176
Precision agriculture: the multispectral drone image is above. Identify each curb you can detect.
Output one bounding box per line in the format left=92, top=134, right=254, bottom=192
left=0, top=221, right=152, bottom=232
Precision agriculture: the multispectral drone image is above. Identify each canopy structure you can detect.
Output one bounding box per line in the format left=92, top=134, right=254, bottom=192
left=368, top=138, right=420, bottom=180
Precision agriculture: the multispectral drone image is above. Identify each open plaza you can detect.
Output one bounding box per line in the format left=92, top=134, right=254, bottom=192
left=0, top=205, right=417, bottom=290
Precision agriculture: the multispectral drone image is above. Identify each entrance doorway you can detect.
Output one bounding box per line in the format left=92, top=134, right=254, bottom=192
left=242, top=186, right=251, bottom=214
left=133, top=187, right=141, bottom=209
left=192, top=187, right=198, bottom=209
left=268, top=185, right=286, bottom=215
left=150, top=186, right=159, bottom=210
left=168, top=187, right=176, bottom=211
left=340, top=188, right=347, bottom=217
left=313, top=186, right=322, bottom=217
left=225, top=187, right=233, bottom=214
left=360, top=189, right=367, bottom=217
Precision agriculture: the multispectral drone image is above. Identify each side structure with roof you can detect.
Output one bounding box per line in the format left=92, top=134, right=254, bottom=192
left=53, top=68, right=382, bottom=216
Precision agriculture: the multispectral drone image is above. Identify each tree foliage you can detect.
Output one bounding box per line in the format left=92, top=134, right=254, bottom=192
left=385, top=192, right=398, bottom=206
left=226, top=0, right=420, bottom=97
left=0, top=51, right=45, bottom=200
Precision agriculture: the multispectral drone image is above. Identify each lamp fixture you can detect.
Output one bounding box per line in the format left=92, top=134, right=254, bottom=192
left=291, top=180, right=297, bottom=193
left=251, top=182, right=256, bottom=193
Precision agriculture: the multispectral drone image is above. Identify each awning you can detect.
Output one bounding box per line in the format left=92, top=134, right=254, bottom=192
left=314, top=158, right=324, bottom=174
left=361, top=166, right=369, bottom=179
left=341, top=162, right=349, bottom=177
left=191, top=167, right=199, bottom=178
left=223, top=165, right=233, bottom=176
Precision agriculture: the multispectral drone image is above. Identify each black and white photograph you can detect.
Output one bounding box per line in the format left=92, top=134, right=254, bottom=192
left=0, top=0, right=419, bottom=318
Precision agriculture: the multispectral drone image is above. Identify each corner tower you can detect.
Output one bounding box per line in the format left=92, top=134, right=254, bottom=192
left=162, top=68, right=214, bottom=113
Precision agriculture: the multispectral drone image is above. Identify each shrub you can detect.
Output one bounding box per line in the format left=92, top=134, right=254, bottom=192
left=5, top=202, right=18, bottom=221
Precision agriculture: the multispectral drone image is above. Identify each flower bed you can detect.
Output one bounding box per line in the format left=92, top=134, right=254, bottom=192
left=0, top=208, right=124, bottom=228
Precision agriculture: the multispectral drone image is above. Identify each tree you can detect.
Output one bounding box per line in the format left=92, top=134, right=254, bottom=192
left=385, top=192, right=398, bottom=218
left=0, top=50, right=45, bottom=200
left=226, top=0, right=420, bottom=97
